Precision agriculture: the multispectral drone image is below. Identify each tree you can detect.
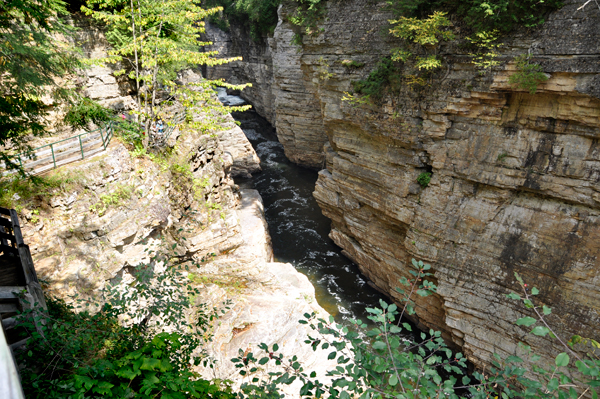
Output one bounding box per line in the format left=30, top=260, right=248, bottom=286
left=82, top=0, right=250, bottom=142
left=0, top=0, right=80, bottom=175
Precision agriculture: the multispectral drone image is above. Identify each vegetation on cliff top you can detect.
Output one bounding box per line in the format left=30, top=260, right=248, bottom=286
left=0, top=0, right=80, bottom=175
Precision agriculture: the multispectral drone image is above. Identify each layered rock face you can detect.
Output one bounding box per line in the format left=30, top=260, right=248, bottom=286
left=209, top=0, right=600, bottom=371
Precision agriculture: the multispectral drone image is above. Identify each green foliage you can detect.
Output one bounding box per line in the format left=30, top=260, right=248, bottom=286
left=341, top=60, right=365, bottom=69
left=115, top=119, right=145, bottom=148
left=389, top=11, right=454, bottom=47
left=385, top=0, right=563, bottom=33
left=351, top=58, right=403, bottom=99
left=455, top=0, right=564, bottom=33
left=389, top=11, right=454, bottom=71
left=467, top=29, right=501, bottom=72
left=0, top=0, right=81, bottom=175
left=64, top=97, right=113, bottom=131
left=508, top=54, right=549, bottom=94
left=203, top=0, right=281, bottom=41
left=349, top=12, right=452, bottom=103
left=17, top=243, right=233, bottom=399
left=232, top=262, right=600, bottom=399
left=82, top=0, right=251, bottom=142
left=89, top=183, right=135, bottom=216
left=288, top=0, right=327, bottom=44
left=0, top=170, right=84, bottom=210
left=417, top=172, right=432, bottom=187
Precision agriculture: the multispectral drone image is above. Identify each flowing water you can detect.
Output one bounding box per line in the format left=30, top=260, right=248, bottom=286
left=228, top=106, right=386, bottom=325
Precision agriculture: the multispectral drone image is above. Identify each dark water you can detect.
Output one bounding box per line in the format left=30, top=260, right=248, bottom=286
left=231, top=110, right=387, bottom=324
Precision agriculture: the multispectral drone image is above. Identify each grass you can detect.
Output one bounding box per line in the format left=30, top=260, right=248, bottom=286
left=89, top=183, right=135, bottom=216
left=0, top=170, right=85, bottom=211
left=189, top=273, right=248, bottom=290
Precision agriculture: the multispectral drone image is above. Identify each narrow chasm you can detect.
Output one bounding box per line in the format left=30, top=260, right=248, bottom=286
left=225, top=101, right=386, bottom=324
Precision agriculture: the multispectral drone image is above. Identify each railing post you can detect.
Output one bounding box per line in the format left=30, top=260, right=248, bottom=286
left=99, top=126, right=104, bottom=149
left=50, top=144, right=56, bottom=169
left=78, top=135, right=84, bottom=160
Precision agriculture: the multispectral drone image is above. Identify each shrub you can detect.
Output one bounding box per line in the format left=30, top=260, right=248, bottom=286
left=351, top=58, right=403, bottom=99
left=417, top=171, right=432, bottom=187
left=508, top=54, right=549, bottom=94
left=203, top=0, right=281, bottom=41
left=16, top=244, right=232, bottom=399
left=341, top=60, right=365, bottom=68
left=385, top=0, right=564, bottom=33
left=233, top=262, right=600, bottom=399
left=64, top=97, right=113, bottom=131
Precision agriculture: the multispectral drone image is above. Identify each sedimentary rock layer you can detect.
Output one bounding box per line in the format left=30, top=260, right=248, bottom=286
left=208, top=0, right=600, bottom=371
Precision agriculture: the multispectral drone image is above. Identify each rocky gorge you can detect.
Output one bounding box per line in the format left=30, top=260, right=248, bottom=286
left=7, top=24, right=336, bottom=389
left=204, top=0, right=600, bottom=373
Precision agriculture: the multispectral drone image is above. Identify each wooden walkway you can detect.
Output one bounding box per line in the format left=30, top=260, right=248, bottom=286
left=0, top=208, right=45, bottom=398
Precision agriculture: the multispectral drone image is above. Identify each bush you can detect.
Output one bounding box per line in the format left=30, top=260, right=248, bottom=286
left=385, top=0, right=563, bottom=33
left=233, top=261, right=600, bottom=399
left=417, top=171, right=432, bottom=187
left=16, top=244, right=232, bottom=399
left=508, top=54, right=549, bottom=94
left=64, top=97, right=113, bottom=131
left=203, top=0, right=281, bottom=40
left=351, top=58, right=404, bottom=99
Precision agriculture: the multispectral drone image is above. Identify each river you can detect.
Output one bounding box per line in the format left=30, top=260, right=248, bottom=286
left=226, top=104, right=386, bottom=325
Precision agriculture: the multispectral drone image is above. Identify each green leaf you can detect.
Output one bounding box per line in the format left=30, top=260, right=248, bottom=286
left=328, top=351, right=337, bottom=360
left=543, top=305, right=552, bottom=315
left=555, top=352, right=569, bottom=367
left=531, top=287, right=539, bottom=295
left=506, top=292, right=521, bottom=300
left=389, top=325, right=402, bottom=333
left=258, top=357, right=269, bottom=365
left=140, top=357, right=161, bottom=370
left=531, top=326, right=550, bottom=336
left=547, top=378, right=559, bottom=391
left=372, top=341, right=387, bottom=350
left=516, top=317, right=537, bottom=327
left=389, top=374, right=398, bottom=386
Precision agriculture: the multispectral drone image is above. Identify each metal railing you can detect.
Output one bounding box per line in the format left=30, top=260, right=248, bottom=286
left=3, top=111, right=184, bottom=175
left=2, top=122, right=114, bottom=176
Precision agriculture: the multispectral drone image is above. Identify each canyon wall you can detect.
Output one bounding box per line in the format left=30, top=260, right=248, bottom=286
left=208, top=0, right=600, bottom=370
left=12, top=25, right=335, bottom=390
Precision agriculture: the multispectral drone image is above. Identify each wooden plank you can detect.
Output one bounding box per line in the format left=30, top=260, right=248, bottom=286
left=0, top=232, right=16, bottom=243
left=0, top=218, right=12, bottom=229
left=23, top=138, right=103, bottom=171
left=8, top=338, right=28, bottom=351
left=32, top=132, right=102, bottom=158
left=8, top=210, right=22, bottom=246
left=0, top=245, right=19, bottom=255
left=1, top=317, right=16, bottom=330
left=0, top=303, right=19, bottom=313
left=0, top=287, right=25, bottom=299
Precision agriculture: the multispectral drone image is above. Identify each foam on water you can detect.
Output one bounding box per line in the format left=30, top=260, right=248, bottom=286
left=215, top=87, right=246, bottom=106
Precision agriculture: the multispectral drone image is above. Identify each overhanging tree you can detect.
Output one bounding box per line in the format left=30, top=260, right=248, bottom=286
left=0, top=0, right=80, bottom=175
left=82, top=0, right=250, bottom=142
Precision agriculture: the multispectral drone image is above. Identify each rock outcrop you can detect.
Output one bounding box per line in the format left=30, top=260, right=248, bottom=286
left=11, top=23, right=332, bottom=390
left=206, top=0, right=600, bottom=372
